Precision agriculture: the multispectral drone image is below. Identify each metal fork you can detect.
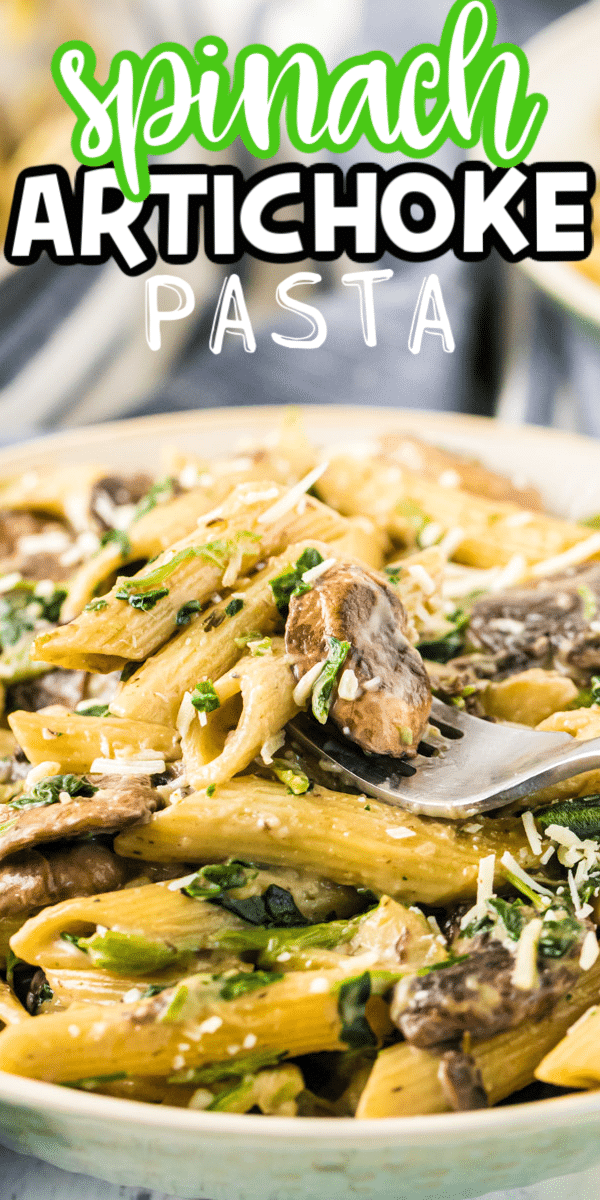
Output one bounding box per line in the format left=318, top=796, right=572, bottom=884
left=289, top=700, right=600, bottom=819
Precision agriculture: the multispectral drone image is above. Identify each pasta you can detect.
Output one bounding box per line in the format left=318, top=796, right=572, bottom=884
left=1, top=417, right=600, bottom=1121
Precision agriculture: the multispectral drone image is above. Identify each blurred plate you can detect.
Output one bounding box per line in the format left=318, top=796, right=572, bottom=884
left=522, top=0, right=600, bottom=326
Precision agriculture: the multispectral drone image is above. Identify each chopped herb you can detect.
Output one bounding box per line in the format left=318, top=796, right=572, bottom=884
left=384, top=566, right=402, bottom=585
left=536, top=796, right=600, bottom=841
left=225, top=598, right=244, bottom=617
left=488, top=897, right=525, bottom=941
left=115, top=584, right=169, bottom=611
left=312, top=636, right=350, bottom=724
left=234, top=630, right=264, bottom=649
left=219, top=970, right=283, bottom=1001
left=99, top=529, right=131, bottom=559
left=176, top=600, right=202, bottom=626
left=395, top=499, right=430, bottom=537
left=182, top=860, right=258, bottom=901
left=206, top=783, right=216, bottom=798
left=115, top=532, right=259, bottom=597
left=269, top=548, right=324, bottom=615
left=270, top=759, right=310, bottom=794
left=10, top=774, right=96, bottom=811
left=140, top=983, right=172, bottom=999
left=247, top=636, right=272, bottom=656
left=191, top=680, right=220, bottom=714
left=84, top=597, right=108, bottom=613
left=0, top=817, right=18, bottom=836
left=417, top=609, right=469, bottom=663
left=336, top=972, right=377, bottom=1049
left=417, top=953, right=470, bottom=974
left=578, top=585, right=597, bottom=622
left=119, top=661, right=138, bottom=683
left=501, top=866, right=549, bottom=913
left=582, top=514, right=600, bottom=530
left=364, top=805, right=371, bottom=811
left=60, top=932, right=89, bottom=953
left=398, top=726, right=413, bottom=746
left=132, top=476, right=175, bottom=523
left=74, top=704, right=110, bottom=718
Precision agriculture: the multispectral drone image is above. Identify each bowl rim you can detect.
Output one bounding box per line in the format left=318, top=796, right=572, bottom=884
left=1, top=403, right=600, bottom=1142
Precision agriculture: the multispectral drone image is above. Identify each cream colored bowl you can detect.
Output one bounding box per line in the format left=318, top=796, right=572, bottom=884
left=2, top=405, right=600, bottom=1199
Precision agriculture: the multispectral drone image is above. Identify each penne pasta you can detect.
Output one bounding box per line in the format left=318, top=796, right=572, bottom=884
left=115, top=777, right=535, bottom=906
left=7, top=709, right=180, bottom=772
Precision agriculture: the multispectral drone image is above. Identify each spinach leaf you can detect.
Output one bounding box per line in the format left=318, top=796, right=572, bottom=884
left=99, top=529, right=131, bottom=558
left=219, top=970, right=283, bottom=1001
left=168, top=1050, right=286, bottom=1085
left=63, top=929, right=184, bottom=974
left=182, top=860, right=258, bottom=900
left=270, top=759, right=310, bottom=794
left=10, top=773, right=96, bottom=811
left=336, top=972, right=377, bottom=1049
left=115, top=532, right=259, bottom=597
left=216, top=883, right=310, bottom=928
left=115, top=584, right=169, bottom=611
left=536, top=796, right=600, bottom=841
left=84, top=597, right=108, bottom=613
left=417, top=609, right=469, bottom=663
left=75, top=704, right=109, bottom=717
left=312, top=636, right=350, bottom=724
left=132, top=477, right=175, bottom=523
left=0, top=583, right=66, bottom=648
left=269, top=548, right=324, bottom=615
left=191, top=681, right=220, bottom=713
left=539, top=913, right=581, bottom=959
left=176, top=600, right=202, bottom=626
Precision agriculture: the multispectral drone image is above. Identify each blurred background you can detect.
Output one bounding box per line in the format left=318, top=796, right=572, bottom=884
left=0, top=0, right=599, bottom=441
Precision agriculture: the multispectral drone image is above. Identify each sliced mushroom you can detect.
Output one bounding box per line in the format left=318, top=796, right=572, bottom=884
left=437, top=1050, right=488, bottom=1111
left=0, top=841, right=137, bottom=920
left=469, top=562, right=600, bottom=682
left=285, top=560, right=431, bottom=757
left=0, top=511, right=73, bottom=582
left=7, top=669, right=87, bottom=714
left=391, top=936, right=583, bottom=1047
left=0, top=775, right=160, bottom=863
left=89, top=473, right=154, bottom=532
left=382, top=433, right=542, bottom=510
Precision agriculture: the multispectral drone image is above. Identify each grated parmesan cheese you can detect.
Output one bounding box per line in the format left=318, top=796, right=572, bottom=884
left=198, top=1016, right=223, bottom=1035
left=531, top=532, right=600, bottom=579
left=362, top=675, right=382, bottom=692
left=406, top=564, right=436, bottom=596
left=257, top=462, right=328, bottom=526
left=89, top=758, right=166, bottom=775
left=512, top=918, right=543, bottom=991
left=438, top=470, right=461, bottom=489
left=580, top=932, right=600, bottom=971
left=293, top=659, right=326, bottom=707
left=301, top=556, right=336, bottom=584
left=521, top=812, right=543, bottom=857
left=338, top=668, right=360, bottom=701
left=385, top=826, right=416, bottom=839
left=260, top=730, right=286, bottom=765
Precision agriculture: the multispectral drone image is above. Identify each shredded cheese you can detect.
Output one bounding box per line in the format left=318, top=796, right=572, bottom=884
left=511, top=918, right=543, bottom=991
left=301, top=556, right=337, bottom=584
left=89, top=758, right=166, bottom=775
left=257, top=462, right=328, bottom=526
left=292, top=660, right=325, bottom=707
left=531, top=532, right=600, bottom=579
left=338, top=668, right=360, bottom=701
left=521, top=812, right=543, bottom=857
left=580, top=932, right=600, bottom=971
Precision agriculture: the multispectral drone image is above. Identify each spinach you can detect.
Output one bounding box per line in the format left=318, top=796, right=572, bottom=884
left=132, top=477, right=175, bottom=523
left=395, top=499, right=431, bottom=537
left=336, top=972, right=377, bottom=1049
left=140, top=983, right=172, bottom=999
left=114, top=532, right=259, bottom=598
left=75, top=704, right=109, bottom=717
left=5, top=948, right=22, bottom=989
left=578, top=585, right=597, bottom=622
left=191, top=680, right=220, bottom=714
left=536, top=796, right=600, bottom=841
left=66, top=1073, right=127, bottom=1091
left=312, top=636, right=350, bottom=724
left=182, top=860, right=258, bottom=900
left=417, top=609, right=469, bottom=663
left=225, top=598, right=244, bottom=617
left=219, top=970, right=283, bottom=1001
left=269, top=548, right=324, bottom=615
left=216, top=883, right=310, bottom=928
left=216, top=914, right=360, bottom=960
left=270, top=759, right=310, bottom=794
left=0, top=583, right=66, bottom=648
left=539, top=913, right=581, bottom=959
left=417, top=954, right=469, bottom=974
left=119, top=661, right=138, bottom=683
left=84, top=597, right=108, bottom=613
left=384, top=565, right=402, bottom=585
left=99, top=529, right=131, bottom=558
left=115, top=584, right=169, bottom=611
left=488, top=896, right=525, bottom=941
left=10, top=774, right=96, bottom=811
left=168, top=1050, right=285, bottom=1085
left=175, top=600, right=202, bottom=626
left=63, top=929, right=184, bottom=974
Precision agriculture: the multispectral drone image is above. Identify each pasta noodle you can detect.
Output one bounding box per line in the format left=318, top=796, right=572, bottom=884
left=0, top=416, right=599, bottom=1122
